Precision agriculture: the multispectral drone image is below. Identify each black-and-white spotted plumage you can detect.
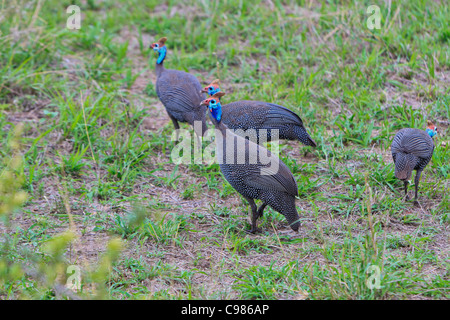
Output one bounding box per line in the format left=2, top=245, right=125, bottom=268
left=154, top=53, right=207, bottom=137
left=213, top=116, right=301, bottom=232
left=219, top=101, right=317, bottom=146
left=391, top=128, right=435, bottom=201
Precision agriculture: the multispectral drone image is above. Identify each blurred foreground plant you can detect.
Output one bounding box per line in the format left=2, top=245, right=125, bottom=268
left=0, top=124, right=30, bottom=298
left=0, top=123, right=124, bottom=299
left=0, top=123, right=27, bottom=220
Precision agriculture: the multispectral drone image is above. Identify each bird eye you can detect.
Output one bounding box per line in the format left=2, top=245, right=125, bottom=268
left=154, top=43, right=159, bottom=47
left=211, top=99, right=216, bottom=104
left=209, top=86, right=213, bottom=90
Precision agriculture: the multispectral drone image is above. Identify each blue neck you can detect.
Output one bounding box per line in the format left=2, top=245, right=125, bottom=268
left=426, top=128, right=436, bottom=138
left=157, top=47, right=167, bottom=65
left=210, top=102, right=222, bottom=123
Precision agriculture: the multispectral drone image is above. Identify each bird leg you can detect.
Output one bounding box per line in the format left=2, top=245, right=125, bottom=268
left=168, top=114, right=180, bottom=141
left=403, top=180, right=409, bottom=201
left=194, top=132, right=202, bottom=152
left=245, top=198, right=260, bottom=234
left=256, top=203, right=267, bottom=219
left=192, top=120, right=205, bottom=153
left=413, top=170, right=422, bottom=206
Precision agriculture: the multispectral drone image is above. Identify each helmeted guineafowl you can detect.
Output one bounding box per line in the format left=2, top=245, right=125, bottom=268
left=391, top=121, right=437, bottom=204
left=150, top=37, right=206, bottom=139
left=201, top=92, right=301, bottom=233
left=201, top=79, right=316, bottom=147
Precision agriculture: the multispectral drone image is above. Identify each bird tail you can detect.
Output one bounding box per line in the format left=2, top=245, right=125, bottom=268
left=394, top=153, right=416, bottom=180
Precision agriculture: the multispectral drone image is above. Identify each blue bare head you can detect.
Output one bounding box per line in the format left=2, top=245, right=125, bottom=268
left=426, top=121, right=437, bottom=138
left=201, top=79, right=221, bottom=96
left=150, top=37, right=167, bottom=65
left=200, top=92, right=226, bottom=123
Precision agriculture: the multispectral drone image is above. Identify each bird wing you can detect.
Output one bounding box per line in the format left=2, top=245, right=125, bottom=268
left=222, top=101, right=304, bottom=128
left=394, top=129, right=434, bottom=159
left=260, top=102, right=305, bottom=126
left=156, top=70, right=205, bottom=115
left=243, top=159, right=299, bottom=197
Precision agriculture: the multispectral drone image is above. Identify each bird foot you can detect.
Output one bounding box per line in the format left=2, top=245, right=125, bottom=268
left=244, top=226, right=261, bottom=234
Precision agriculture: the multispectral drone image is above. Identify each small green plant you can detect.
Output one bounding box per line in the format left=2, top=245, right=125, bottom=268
left=431, top=143, right=450, bottom=178
left=335, top=114, right=377, bottom=147
left=140, top=212, right=188, bottom=246
left=233, top=261, right=306, bottom=299
left=181, top=184, right=196, bottom=200
left=149, top=165, right=181, bottom=190
left=60, top=145, right=90, bottom=176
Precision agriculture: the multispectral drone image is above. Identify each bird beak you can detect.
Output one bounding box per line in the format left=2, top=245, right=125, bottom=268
left=201, top=87, right=208, bottom=93
left=200, top=99, right=208, bottom=106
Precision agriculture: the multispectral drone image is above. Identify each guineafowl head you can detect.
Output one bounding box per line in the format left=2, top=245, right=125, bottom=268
left=426, top=121, right=437, bottom=138
left=200, top=92, right=225, bottom=122
left=150, top=37, right=167, bottom=64
left=201, top=79, right=221, bottom=96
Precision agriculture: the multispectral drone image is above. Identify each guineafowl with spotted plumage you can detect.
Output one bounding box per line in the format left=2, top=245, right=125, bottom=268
left=201, top=79, right=316, bottom=147
left=201, top=92, right=301, bottom=233
left=150, top=37, right=206, bottom=139
left=391, top=121, right=437, bottom=204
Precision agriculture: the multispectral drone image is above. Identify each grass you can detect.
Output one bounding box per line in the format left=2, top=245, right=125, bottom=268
left=0, top=0, right=449, bottom=300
